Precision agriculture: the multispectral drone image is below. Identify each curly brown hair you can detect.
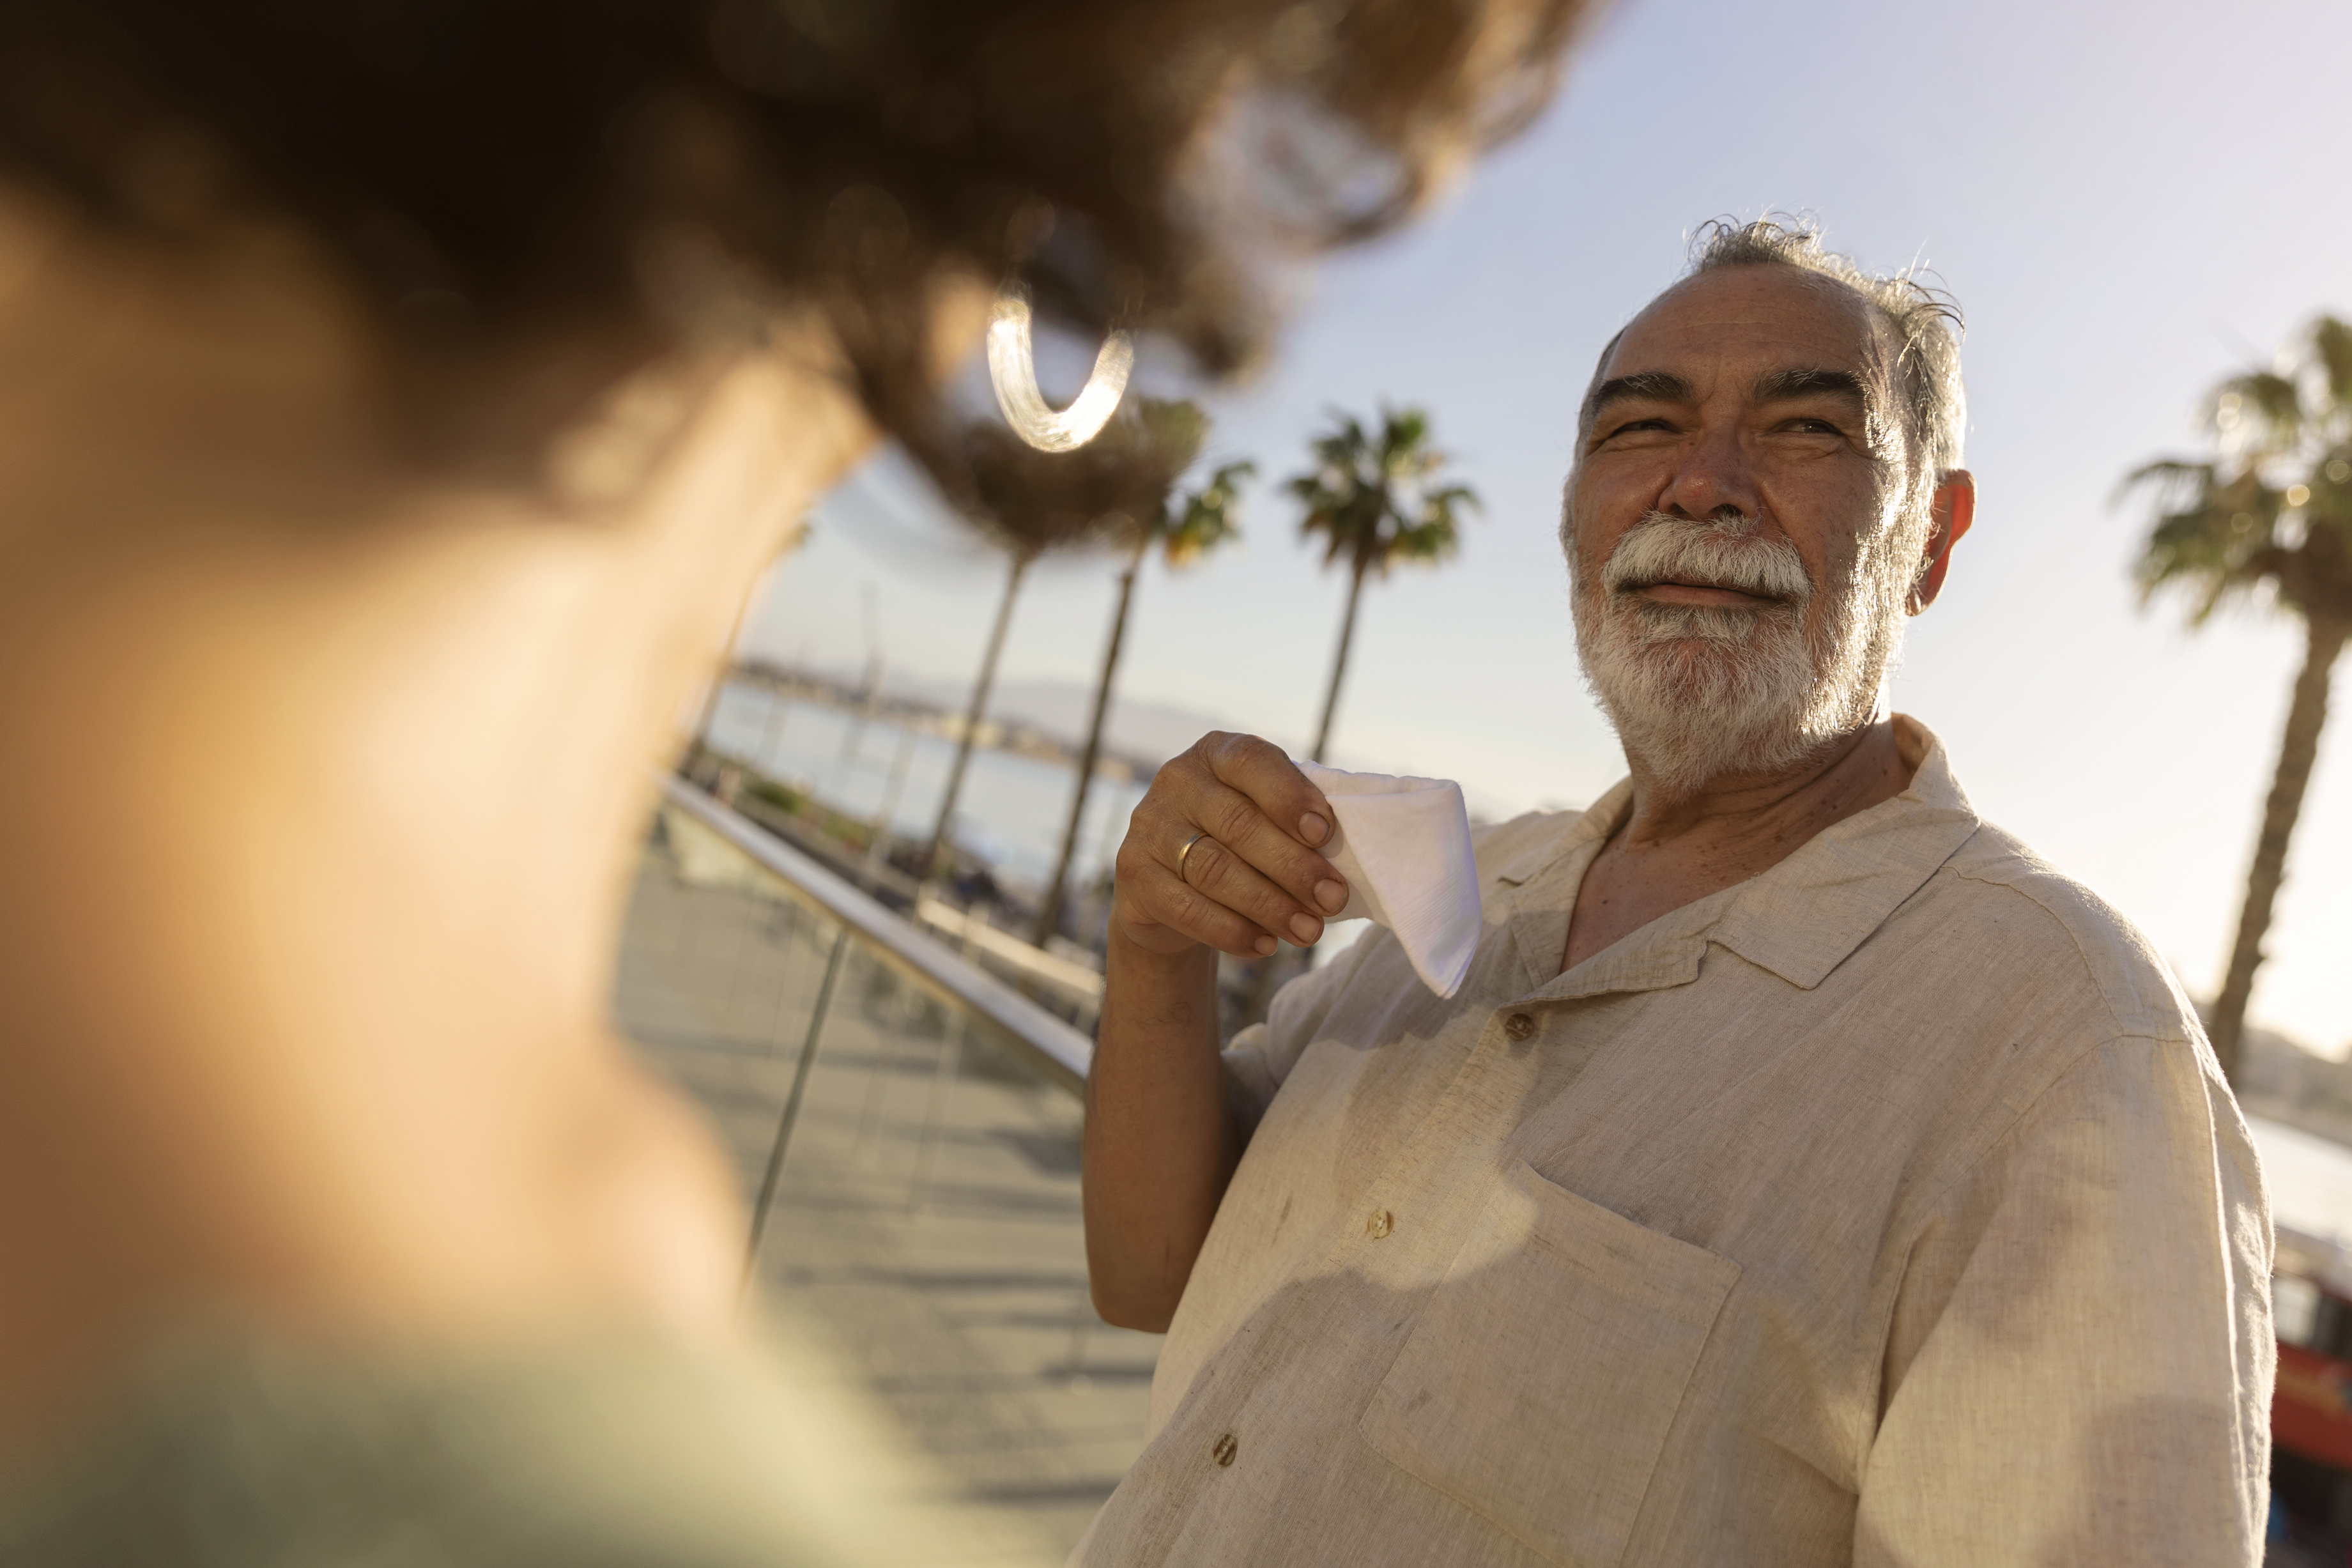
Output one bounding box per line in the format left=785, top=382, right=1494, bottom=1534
left=0, top=0, right=1592, bottom=507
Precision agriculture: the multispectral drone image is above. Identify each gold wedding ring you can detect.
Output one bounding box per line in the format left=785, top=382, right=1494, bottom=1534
left=1176, top=830, right=1211, bottom=883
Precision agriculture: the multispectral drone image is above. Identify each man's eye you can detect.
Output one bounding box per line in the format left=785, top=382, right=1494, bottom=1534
left=1781, top=417, right=1845, bottom=436
left=1603, top=417, right=1673, bottom=440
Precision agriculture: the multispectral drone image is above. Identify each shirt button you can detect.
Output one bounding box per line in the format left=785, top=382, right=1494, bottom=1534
left=1212, top=1432, right=1238, bottom=1468
left=1366, top=1209, right=1394, bottom=1240
left=1503, top=1012, right=1537, bottom=1041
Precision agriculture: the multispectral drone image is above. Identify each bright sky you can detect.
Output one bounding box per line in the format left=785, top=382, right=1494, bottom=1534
left=746, top=0, right=2352, bottom=1056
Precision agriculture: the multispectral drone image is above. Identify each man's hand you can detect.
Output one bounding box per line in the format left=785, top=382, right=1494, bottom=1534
left=1085, top=733, right=1347, bottom=1331
left=1113, top=732, right=1350, bottom=959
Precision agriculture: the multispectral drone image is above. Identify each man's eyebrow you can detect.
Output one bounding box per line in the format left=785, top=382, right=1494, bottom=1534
left=1754, top=367, right=1869, bottom=406
left=1585, top=371, right=1693, bottom=423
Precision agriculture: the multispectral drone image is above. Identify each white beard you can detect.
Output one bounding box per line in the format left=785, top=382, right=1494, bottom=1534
left=1571, top=512, right=1909, bottom=794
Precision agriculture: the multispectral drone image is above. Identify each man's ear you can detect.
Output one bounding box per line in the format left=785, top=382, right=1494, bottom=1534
left=1910, top=470, right=1974, bottom=613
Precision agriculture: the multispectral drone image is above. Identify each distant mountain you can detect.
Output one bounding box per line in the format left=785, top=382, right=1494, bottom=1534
left=799, top=663, right=1246, bottom=770
left=984, top=679, right=1252, bottom=767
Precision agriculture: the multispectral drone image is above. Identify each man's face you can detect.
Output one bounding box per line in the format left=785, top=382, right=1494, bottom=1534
left=1564, top=265, right=1923, bottom=790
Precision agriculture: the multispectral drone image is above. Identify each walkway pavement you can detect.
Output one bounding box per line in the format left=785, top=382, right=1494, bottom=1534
left=612, top=834, right=1159, bottom=1566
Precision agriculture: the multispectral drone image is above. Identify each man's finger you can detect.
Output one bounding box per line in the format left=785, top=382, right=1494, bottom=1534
left=1201, top=732, right=1335, bottom=850
left=1182, top=772, right=1349, bottom=919
left=1111, top=732, right=1351, bottom=958
left=1116, top=836, right=1278, bottom=958
left=1175, top=831, right=1326, bottom=949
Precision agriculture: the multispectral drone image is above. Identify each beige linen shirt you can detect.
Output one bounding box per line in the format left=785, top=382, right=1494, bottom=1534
left=1075, top=718, right=2272, bottom=1567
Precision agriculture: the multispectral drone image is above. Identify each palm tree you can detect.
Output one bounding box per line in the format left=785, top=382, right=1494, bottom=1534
left=2121, top=315, right=2352, bottom=1085
left=1236, top=406, right=1477, bottom=1024
left=921, top=408, right=1201, bottom=884
left=1033, top=400, right=1252, bottom=946
left=921, top=537, right=1036, bottom=882
left=1291, top=406, right=1479, bottom=762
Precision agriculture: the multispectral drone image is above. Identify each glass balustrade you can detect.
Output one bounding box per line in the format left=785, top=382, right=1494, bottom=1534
left=612, top=781, right=1155, bottom=1565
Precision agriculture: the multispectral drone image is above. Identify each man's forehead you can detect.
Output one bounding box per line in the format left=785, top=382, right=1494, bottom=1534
left=1601, top=265, right=1886, bottom=388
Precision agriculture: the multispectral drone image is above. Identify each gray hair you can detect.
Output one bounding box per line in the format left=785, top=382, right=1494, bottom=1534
left=1572, top=217, right=1967, bottom=517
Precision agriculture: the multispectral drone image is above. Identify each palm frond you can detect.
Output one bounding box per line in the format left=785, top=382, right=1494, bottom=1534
left=2134, top=494, right=2282, bottom=621
left=1376, top=407, right=1430, bottom=472
left=1423, top=482, right=1482, bottom=516
left=1388, top=518, right=1461, bottom=569
left=2119, top=323, right=2352, bottom=634
left=1289, top=404, right=1478, bottom=578
left=2314, top=317, right=2352, bottom=411
left=2115, top=457, right=2215, bottom=510
left=1133, top=397, right=1209, bottom=475
left=1161, top=459, right=1252, bottom=568
left=2215, top=371, right=2305, bottom=449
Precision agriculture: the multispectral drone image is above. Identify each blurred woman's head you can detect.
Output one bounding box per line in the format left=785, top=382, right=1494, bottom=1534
left=0, top=0, right=1589, bottom=499
left=0, top=0, right=1596, bottom=1433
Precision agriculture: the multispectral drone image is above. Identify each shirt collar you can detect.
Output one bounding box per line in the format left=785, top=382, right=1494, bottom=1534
left=1487, top=716, right=1981, bottom=1000
left=1493, top=774, right=1633, bottom=889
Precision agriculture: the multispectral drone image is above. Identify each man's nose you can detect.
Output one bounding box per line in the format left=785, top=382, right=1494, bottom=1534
left=1656, top=426, right=1761, bottom=524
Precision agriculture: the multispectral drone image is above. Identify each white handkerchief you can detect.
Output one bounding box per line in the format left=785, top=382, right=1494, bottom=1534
left=1298, top=761, right=1482, bottom=998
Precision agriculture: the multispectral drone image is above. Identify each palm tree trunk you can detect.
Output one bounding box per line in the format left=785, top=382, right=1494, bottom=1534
left=1310, top=550, right=1372, bottom=764
left=2209, top=613, right=2347, bottom=1084
left=923, top=548, right=1032, bottom=882
left=1034, top=540, right=1146, bottom=948
left=1248, top=550, right=1369, bottom=1025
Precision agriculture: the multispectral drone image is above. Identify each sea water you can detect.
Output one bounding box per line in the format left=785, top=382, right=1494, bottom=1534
left=702, top=681, right=1149, bottom=899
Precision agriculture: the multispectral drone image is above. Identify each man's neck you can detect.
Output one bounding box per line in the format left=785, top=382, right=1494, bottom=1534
left=1621, top=718, right=1913, bottom=851
left=1560, top=718, right=1917, bottom=974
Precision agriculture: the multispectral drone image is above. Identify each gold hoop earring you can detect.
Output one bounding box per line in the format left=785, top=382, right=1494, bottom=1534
left=985, top=283, right=1132, bottom=452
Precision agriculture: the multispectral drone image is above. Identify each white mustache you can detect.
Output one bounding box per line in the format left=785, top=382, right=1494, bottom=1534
left=1601, top=513, right=1811, bottom=603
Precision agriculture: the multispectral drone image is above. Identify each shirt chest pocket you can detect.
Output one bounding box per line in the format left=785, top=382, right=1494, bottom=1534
left=1358, top=1160, right=1741, bottom=1568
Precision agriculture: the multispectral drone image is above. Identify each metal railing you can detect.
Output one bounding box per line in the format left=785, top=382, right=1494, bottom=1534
left=615, top=781, right=1149, bottom=1564
left=687, top=755, right=1109, bottom=1030
left=654, top=779, right=1093, bottom=1260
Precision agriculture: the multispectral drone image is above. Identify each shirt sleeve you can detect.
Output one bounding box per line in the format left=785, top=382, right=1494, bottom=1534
left=1855, top=1033, right=2274, bottom=1565
left=1219, top=929, right=1387, bottom=1134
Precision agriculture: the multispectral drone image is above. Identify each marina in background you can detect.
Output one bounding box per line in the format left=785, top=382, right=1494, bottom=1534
left=703, top=665, right=1153, bottom=912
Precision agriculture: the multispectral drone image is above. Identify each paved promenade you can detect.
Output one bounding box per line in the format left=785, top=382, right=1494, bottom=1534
left=612, top=833, right=1158, bottom=1565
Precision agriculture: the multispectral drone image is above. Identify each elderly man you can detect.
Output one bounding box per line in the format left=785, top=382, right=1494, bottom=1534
left=1076, top=219, right=2272, bottom=1565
